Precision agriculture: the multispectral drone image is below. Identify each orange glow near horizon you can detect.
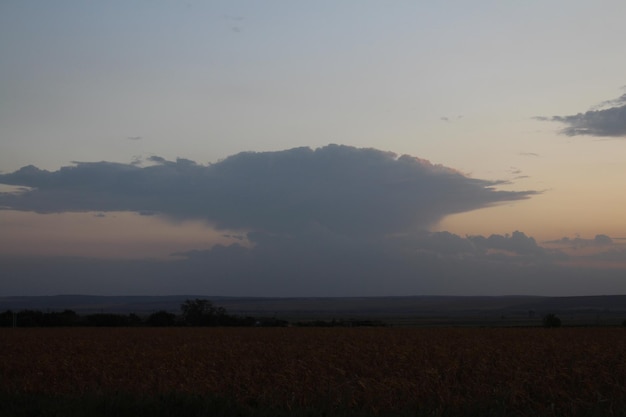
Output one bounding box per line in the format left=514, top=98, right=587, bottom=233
left=435, top=189, right=626, bottom=243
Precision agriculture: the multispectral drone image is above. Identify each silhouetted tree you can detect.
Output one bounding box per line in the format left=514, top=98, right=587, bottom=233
left=1, top=309, right=78, bottom=327
left=84, top=313, right=141, bottom=327
left=16, top=310, right=44, bottom=327
left=180, top=299, right=227, bottom=326
left=0, top=310, right=14, bottom=327
left=543, top=313, right=562, bottom=328
left=147, top=310, right=177, bottom=326
left=44, top=310, right=79, bottom=326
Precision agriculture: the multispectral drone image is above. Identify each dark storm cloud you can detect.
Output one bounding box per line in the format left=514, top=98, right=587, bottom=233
left=537, top=92, right=626, bottom=137
left=0, top=145, right=537, bottom=238
left=175, top=229, right=562, bottom=291
left=168, top=230, right=556, bottom=295
left=2, top=230, right=607, bottom=297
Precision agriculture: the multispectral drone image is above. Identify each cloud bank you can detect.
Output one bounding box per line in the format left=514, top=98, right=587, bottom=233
left=5, top=229, right=626, bottom=297
left=538, top=92, right=626, bottom=137
left=0, top=145, right=537, bottom=238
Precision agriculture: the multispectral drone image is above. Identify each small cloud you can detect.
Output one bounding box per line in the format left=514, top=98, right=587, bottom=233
left=590, top=93, right=626, bottom=111
left=0, top=184, right=32, bottom=194
left=594, top=234, right=613, bottom=245
left=537, top=91, right=626, bottom=138
left=223, top=14, right=244, bottom=33
left=545, top=234, right=616, bottom=249
left=147, top=156, right=167, bottom=164
left=440, top=115, right=463, bottom=123
left=469, top=231, right=546, bottom=257
left=223, top=234, right=245, bottom=241
left=224, top=14, right=244, bottom=21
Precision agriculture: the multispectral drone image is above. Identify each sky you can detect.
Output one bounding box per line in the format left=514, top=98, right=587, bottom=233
left=1, top=1, right=626, bottom=296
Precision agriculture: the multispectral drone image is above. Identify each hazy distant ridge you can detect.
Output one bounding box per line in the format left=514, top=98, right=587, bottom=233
left=2, top=295, right=626, bottom=320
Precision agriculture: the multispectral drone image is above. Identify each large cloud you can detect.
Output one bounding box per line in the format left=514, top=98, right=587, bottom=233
left=537, top=92, right=626, bottom=137
left=0, top=145, right=536, bottom=238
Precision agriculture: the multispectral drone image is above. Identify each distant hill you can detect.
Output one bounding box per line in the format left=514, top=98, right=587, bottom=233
left=2, top=294, right=626, bottom=326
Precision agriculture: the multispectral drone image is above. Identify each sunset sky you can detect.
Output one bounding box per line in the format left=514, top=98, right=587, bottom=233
left=1, top=1, right=626, bottom=296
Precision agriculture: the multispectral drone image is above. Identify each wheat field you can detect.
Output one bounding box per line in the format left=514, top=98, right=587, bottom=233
left=1, top=327, right=626, bottom=416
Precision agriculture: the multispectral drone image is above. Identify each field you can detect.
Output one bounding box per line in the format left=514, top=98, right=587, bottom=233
left=1, top=327, right=626, bottom=416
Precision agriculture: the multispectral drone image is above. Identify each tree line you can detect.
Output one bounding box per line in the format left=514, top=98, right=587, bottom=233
left=0, top=299, right=288, bottom=328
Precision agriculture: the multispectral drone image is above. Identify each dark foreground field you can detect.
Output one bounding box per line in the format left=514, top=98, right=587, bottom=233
left=1, top=328, right=626, bottom=417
